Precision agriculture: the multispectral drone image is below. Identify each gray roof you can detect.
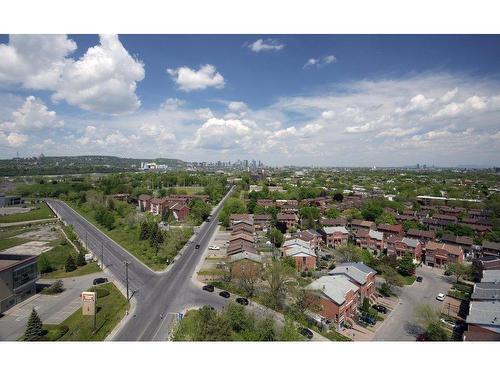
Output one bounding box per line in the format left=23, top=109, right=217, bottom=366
left=402, top=237, right=420, bottom=248
left=329, top=262, right=376, bottom=285
left=471, top=283, right=500, bottom=301
left=482, top=270, right=500, bottom=283
left=369, top=229, right=384, bottom=241
left=323, top=226, right=349, bottom=235
left=466, top=301, right=500, bottom=333
left=307, top=275, right=359, bottom=305
left=483, top=241, right=500, bottom=251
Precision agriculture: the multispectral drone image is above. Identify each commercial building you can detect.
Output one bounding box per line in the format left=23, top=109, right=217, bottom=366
left=0, top=254, right=39, bottom=313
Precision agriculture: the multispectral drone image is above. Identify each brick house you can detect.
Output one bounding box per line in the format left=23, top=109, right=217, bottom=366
left=256, top=199, right=275, bottom=208
left=307, top=275, right=360, bottom=329
left=377, top=224, right=404, bottom=239
left=482, top=241, right=500, bottom=257
left=406, top=228, right=436, bottom=245
left=138, top=194, right=152, bottom=212
left=433, top=214, right=459, bottom=224
left=328, top=262, right=377, bottom=301
left=464, top=301, right=500, bottom=341
left=351, top=219, right=375, bottom=233
left=387, top=236, right=422, bottom=261
left=441, top=234, right=473, bottom=255
left=281, top=240, right=317, bottom=272
left=253, top=214, right=272, bottom=231
left=322, top=226, right=349, bottom=248
left=293, top=229, right=323, bottom=250
left=229, top=213, right=254, bottom=228
left=167, top=202, right=190, bottom=222
left=228, top=251, right=263, bottom=279
left=277, top=213, right=299, bottom=230
left=150, top=197, right=168, bottom=216
left=320, top=217, right=347, bottom=227
left=424, top=241, right=464, bottom=268
left=355, top=229, right=384, bottom=253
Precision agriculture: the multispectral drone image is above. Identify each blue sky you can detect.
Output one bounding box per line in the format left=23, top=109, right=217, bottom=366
left=0, top=34, right=500, bottom=166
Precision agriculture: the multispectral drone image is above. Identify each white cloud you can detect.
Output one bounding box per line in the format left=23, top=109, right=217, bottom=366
left=228, top=101, right=248, bottom=112
left=345, top=123, right=373, bottom=133
left=247, top=38, right=284, bottom=53
left=304, top=55, right=337, bottom=69
left=6, top=132, right=28, bottom=146
left=8, top=96, right=63, bottom=130
left=376, top=127, right=419, bottom=138
left=440, top=88, right=458, bottom=102
left=167, top=64, right=225, bottom=92
left=0, top=35, right=144, bottom=115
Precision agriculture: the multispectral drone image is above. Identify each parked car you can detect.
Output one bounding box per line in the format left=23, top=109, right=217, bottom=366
left=372, top=304, right=387, bottom=313
left=209, top=245, right=220, bottom=250
left=416, top=276, right=423, bottom=282
left=219, top=291, right=231, bottom=298
left=236, top=297, right=249, bottom=306
left=440, top=318, right=457, bottom=328
left=436, top=293, right=445, bottom=301
left=360, top=314, right=376, bottom=325
left=93, top=277, right=108, bottom=285
left=195, top=244, right=200, bottom=249
left=202, top=284, right=214, bottom=292
left=298, top=327, right=314, bottom=340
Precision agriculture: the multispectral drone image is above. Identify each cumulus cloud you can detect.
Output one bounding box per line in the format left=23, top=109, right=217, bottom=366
left=167, top=64, right=225, bottom=92
left=247, top=39, right=284, bottom=53
left=303, top=55, right=337, bottom=69
left=0, top=34, right=145, bottom=115
left=1, top=96, right=63, bottom=131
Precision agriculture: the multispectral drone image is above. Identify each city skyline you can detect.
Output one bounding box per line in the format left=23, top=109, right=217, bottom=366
left=1, top=34, right=500, bottom=167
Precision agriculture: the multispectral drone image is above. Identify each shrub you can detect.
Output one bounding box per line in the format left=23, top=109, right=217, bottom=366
left=89, top=287, right=110, bottom=298
left=76, top=251, right=86, bottom=267
left=65, top=254, right=77, bottom=272
left=42, top=280, right=65, bottom=295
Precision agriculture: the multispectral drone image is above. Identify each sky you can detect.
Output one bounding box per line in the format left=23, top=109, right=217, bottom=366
left=0, top=34, right=499, bottom=167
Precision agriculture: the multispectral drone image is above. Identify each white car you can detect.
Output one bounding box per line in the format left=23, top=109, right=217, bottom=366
left=440, top=318, right=457, bottom=328
left=208, top=245, right=220, bottom=251
left=436, top=293, right=445, bottom=301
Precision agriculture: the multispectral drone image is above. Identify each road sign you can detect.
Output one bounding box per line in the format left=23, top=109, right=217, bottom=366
left=81, top=291, right=96, bottom=316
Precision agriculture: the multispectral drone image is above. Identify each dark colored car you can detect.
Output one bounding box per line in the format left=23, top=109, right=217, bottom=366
left=219, top=291, right=230, bottom=298
left=236, top=297, right=249, bottom=306
left=360, top=314, right=376, bottom=325
left=202, top=284, right=214, bottom=292
left=93, top=277, right=108, bottom=285
left=195, top=244, right=200, bottom=249
left=416, top=276, right=423, bottom=282
left=372, top=304, right=387, bottom=314
left=298, top=327, right=314, bottom=340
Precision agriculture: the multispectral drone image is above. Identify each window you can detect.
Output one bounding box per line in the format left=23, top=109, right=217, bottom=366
left=12, top=263, right=38, bottom=289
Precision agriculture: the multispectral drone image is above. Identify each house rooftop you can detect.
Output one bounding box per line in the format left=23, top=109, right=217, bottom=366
left=323, top=226, right=349, bottom=235
left=307, top=275, right=359, bottom=305
left=471, top=283, right=500, bottom=301
left=329, top=262, right=376, bottom=285
left=482, top=270, right=500, bottom=283
left=466, top=301, right=500, bottom=331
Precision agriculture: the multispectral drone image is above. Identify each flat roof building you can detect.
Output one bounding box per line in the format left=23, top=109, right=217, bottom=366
left=0, top=254, right=39, bottom=313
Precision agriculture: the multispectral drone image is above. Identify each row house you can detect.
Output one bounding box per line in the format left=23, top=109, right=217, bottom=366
left=321, top=226, right=349, bottom=248
left=472, top=256, right=500, bottom=282
left=424, top=241, right=464, bottom=268
left=293, top=229, right=324, bottom=250
left=395, top=214, right=416, bottom=223
left=440, top=234, right=473, bottom=255
left=432, top=214, right=458, bottom=224
left=464, top=223, right=491, bottom=238
left=355, top=229, right=384, bottom=253
left=422, top=217, right=449, bottom=231
left=166, top=202, right=190, bottom=222
left=253, top=214, right=272, bottom=231
left=468, top=209, right=489, bottom=220
left=229, top=213, right=254, bottom=228
left=482, top=241, right=500, bottom=257
left=138, top=194, right=152, bottom=211
left=377, top=223, right=404, bottom=239
left=256, top=199, right=274, bottom=208
left=276, top=199, right=299, bottom=209
left=150, top=197, right=167, bottom=216
left=307, top=275, right=360, bottom=329
left=351, top=219, right=376, bottom=233
left=232, top=221, right=254, bottom=236
left=329, top=262, right=377, bottom=301
left=320, top=217, right=347, bottom=227
left=406, top=228, right=436, bottom=245
left=438, top=206, right=464, bottom=216
left=277, top=213, right=299, bottom=230
left=387, top=236, right=422, bottom=261
left=282, top=238, right=317, bottom=272
left=169, top=194, right=209, bottom=203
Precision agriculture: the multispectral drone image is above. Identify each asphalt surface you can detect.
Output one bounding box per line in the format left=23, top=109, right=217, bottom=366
left=0, top=272, right=104, bottom=340
left=373, top=266, right=454, bottom=341
left=46, top=187, right=234, bottom=341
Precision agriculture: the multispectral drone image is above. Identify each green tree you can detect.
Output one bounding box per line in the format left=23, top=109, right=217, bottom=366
left=446, top=262, right=472, bottom=283
left=403, top=220, right=426, bottom=232
left=398, top=254, right=416, bottom=276
left=65, top=254, right=77, bottom=272
left=269, top=227, right=285, bottom=247
left=362, top=297, right=371, bottom=313
left=264, top=260, right=296, bottom=309
left=299, top=206, right=320, bottom=229
left=324, top=206, right=340, bottom=219
left=139, top=221, right=150, bottom=240
left=76, top=251, right=86, bottom=267
left=24, top=308, right=43, bottom=341
left=195, top=305, right=232, bottom=341
left=220, top=197, right=247, bottom=228
left=38, top=253, right=52, bottom=274
left=278, top=318, right=303, bottom=341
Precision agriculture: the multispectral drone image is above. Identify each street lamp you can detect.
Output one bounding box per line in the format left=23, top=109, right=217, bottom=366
left=124, top=261, right=130, bottom=301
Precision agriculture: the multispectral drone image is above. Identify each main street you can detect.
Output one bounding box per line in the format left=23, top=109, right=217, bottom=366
left=46, top=186, right=234, bottom=341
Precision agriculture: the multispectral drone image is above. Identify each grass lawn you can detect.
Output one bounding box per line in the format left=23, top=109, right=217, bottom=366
left=35, top=283, right=128, bottom=341
left=0, top=236, right=30, bottom=252
left=0, top=227, right=31, bottom=240
left=402, top=275, right=417, bottom=285
left=42, top=262, right=101, bottom=279
left=0, top=202, right=56, bottom=223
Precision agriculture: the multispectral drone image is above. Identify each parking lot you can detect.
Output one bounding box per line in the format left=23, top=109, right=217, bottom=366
left=373, top=266, right=454, bottom=341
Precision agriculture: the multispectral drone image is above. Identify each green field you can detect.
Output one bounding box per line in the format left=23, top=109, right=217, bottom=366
left=33, top=283, right=128, bottom=341
left=0, top=237, right=30, bottom=252
left=67, top=201, right=192, bottom=271
left=0, top=202, right=56, bottom=223
left=42, top=262, right=101, bottom=279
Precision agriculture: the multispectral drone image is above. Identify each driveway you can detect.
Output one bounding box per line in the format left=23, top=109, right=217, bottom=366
left=373, top=266, right=454, bottom=341
left=0, top=272, right=104, bottom=341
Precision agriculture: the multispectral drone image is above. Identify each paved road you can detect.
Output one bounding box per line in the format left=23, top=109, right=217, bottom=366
left=373, top=266, right=454, bottom=341
left=0, top=272, right=104, bottom=340
left=46, top=187, right=235, bottom=341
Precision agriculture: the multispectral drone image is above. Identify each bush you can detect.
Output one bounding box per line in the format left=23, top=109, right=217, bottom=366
left=65, top=254, right=76, bottom=272
left=42, top=280, right=65, bottom=295
left=89, top=287, right=110, bottom=298
left=76, top=251, right=86, bottom=267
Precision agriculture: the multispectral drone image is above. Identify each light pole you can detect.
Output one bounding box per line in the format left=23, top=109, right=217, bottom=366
left=124, top=261, right=130, bottom=301
left=101, top=242, right=104, bottom=269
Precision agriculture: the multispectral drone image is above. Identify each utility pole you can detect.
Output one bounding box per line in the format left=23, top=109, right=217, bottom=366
left=101, top=242, right=104, bottom=269
left=124, top=261, right=130, bottom=301
left=85, top=231, right=88, bottom=252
